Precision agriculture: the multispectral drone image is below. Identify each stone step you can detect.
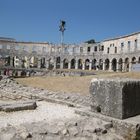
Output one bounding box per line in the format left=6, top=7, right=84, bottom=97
left=0, top=101, right=37, bottom=112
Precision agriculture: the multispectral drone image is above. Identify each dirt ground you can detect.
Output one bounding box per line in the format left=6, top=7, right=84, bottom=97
left=15, top=71, right=140, bottom=95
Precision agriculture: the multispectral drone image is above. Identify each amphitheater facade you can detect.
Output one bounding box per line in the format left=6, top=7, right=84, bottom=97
left=0, top=32, right=140, bottom=72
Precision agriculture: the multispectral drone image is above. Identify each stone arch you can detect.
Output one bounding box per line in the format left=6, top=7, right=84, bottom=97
left=21, top=56, right=27, bottom=68
left=63, top=58, right=69, bottom=69
left=71, top=59, right=76, bottom=69
left=14, top=56, right=20, bottom=68
left=41, top=57, right=46, bottom=68
left=99, top=59, right=103, bottom=70
left=91, top=59, right=97, bottom=70
left=125, top=58, right=129, bottom=72
left=118, top=58, right=123, bottom=72
left=4, top=55, right=11, bottom=66
left=112, top=58, right=117, bottom=71
left=138, top=57, right=140, bottom=63
left=85, top=59, right=90, bottom=70
left=78, top=59, right=82, bottom=69
left=56, top=57, right=61, bottom=69
left=105, top=59, right=110, bottom=70
left=30, top=56, right=38, bottom=68
left=132, top=57, right=136, bottom=64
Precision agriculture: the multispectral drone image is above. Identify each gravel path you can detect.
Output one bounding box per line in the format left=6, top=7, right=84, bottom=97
left=0, top=101, right=79, bottom=128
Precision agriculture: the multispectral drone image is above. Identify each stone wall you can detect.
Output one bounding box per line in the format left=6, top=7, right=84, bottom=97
left=90, top=78, right=140, bottom=119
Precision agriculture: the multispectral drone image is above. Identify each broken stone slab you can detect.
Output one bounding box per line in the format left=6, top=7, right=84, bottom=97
left=0, top=100, right=37, bottom=112
left=75, top=107, right=140, bottom=140
left=90, top=78, right=140, bottom=119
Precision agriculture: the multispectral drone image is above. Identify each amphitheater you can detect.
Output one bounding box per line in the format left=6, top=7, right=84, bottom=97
left=0, top=31, right=140, bottom=72
left=1, top=32, right=140, bottom=140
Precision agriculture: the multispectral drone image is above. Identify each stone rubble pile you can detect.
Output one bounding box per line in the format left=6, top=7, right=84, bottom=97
left=0, top=117, right=124, bottom=140
left=0, top=76, right=127, bottom=139
left=0, top=76, right=91, bottom=107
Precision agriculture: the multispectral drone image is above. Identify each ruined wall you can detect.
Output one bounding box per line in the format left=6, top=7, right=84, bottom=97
left=0, top=32, right=140, bottom=71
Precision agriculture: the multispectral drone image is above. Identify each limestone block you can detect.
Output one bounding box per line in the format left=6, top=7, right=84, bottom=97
left=90, top=78, right=140, bottom=119
left=0, top=100, right=37, bottom=112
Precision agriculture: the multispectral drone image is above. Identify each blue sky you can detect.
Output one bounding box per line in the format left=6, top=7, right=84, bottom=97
left=0, top=0, right=140, bottom=44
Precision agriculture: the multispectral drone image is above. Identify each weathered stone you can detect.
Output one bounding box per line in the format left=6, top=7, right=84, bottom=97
left=103, top=122, right=113, bottom=129
left=67, top=120, right=78, bottom=127
left=62, top=129, right=68, bottom=135
left=90, top=78, right=140, bottom=119
left=0, top=100, right=37, bottom=112
left=20, top=132, right=32, bottom=139
left=0, top=133, right=15, bottom=140
left=101, top=129, right=107, bottom=134
left=46, top=125, right=59, bottom=135
left=83, top=124, right=95, bottom=133
left=68, top=127, right=79, bottom=136
left=94, top=128, right=102, bottom=134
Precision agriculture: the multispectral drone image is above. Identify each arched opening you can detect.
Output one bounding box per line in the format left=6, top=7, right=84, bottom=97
left=105, top=59, right=110, bottom=70
left=56, top=57, right=61, bottom=69
left=125, top=58, right=129, bottom=72
left=85, top=59, right=90, bottom=70
left=118, top=58, right=123, bottom=72
left=132, top=57, right=136, bottom=64
left=21, top=56, right=27, bottom=68
left=30, top=56, right=38, bottom=68
left=41, top=57, right=46, bottom=68
left=138, top=57, right=140, bottom=63
left=63, top=59, right=69, bottom=69
left=4, top=56, right=11, bottom=66
left=0, top=55, right=4, bottom=67
left=71, top=59, right=76, bottom=69
left=112, top=58, right=117, bottom=71
left=91, top=59, right=97, bottom=70
left=99, top=59, right=103, bottom=70
left=13, top=56, right=20, bottom=68
left=78, top=59, right=82, bottom=69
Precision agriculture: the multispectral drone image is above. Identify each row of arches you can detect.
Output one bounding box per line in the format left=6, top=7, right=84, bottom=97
left=53, top=56, right=140, bottom=72
left=0, top=55, right=47, bottom=69
left=1, top=55, right=140, bottom=72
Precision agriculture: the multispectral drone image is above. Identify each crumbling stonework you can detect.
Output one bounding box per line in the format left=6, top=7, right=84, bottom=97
left=90, top=78, right=140, bottom=119
left=1, top=31, right=140, bottom=72
left=0, top=100, right=37, bottom=112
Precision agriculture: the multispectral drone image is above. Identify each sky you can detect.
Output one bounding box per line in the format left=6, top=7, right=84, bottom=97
left=0, top=0, right=140, bottom=44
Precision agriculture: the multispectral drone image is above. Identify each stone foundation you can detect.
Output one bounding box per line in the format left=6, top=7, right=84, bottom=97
left=90, top=78, right=140, bottom=119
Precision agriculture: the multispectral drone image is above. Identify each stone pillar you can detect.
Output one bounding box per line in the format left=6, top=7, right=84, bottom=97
left=82, top=61, right=85, bottom=70
left=68, top=61, right=71, bottom=69
left=96, top=61, right=99, bottom=71
left=103, top=62, right=105, bottom=71
left=10, top=57, right=14, bottom=67
left=89, top=60, right=92, bottom=70
left=116, top=61, right=119, bottom=72
left=109, top=62, right=112, bottom=71
left=129, top=62, right=132, bottom=72
left=122, top=62, right=125, bottom=72
left=60, top=61, right=63, bottom=69
left=37, top=59, right=41, bottom=68
left=75, top=61, right=78, bottom=70
left=53, top=61, right=56, bottom=69
left=45, top=60, right=49, bottom=69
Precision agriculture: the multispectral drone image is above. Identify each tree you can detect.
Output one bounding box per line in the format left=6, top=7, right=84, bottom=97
left=85, top=39, right=96, bottom=44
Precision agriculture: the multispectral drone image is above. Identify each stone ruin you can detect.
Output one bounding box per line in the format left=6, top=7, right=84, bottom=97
left=90, top=78, right=140, bottom=119
left=1, top=75, right=140, bottom=139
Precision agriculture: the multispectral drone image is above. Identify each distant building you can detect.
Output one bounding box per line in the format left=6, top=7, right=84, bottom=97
left=0, top=31, right=140, bottom=72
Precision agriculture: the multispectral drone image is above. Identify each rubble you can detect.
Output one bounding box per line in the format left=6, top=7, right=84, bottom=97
left=0, top=76, right=139, bottom=139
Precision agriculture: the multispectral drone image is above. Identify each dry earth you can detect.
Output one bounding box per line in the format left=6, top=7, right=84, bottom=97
left=15, top=71, right=140, bottom=95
